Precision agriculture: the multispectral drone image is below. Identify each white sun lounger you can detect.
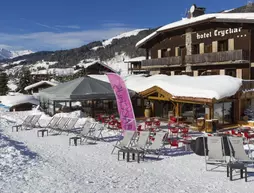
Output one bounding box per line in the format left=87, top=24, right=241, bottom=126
left=90, top=123, right=105, bottom=142
left=227, top=137, right=254, bottom=165
left=204, top=136, right=226, bottom=171
left=38, top=116, right=61, bottom=129
left=145, top=131, right=168, bottom=159
left=58, top=118, right=79, bottom=135
left=12, top=115, right=34, bottom=131
left=78, top=121, right=97, bottom=143
left=50, top=117, right=70, bottom=133
left=25, top=114, right=42, bottom=129
left=128, top=131, right=150, bottom=151
left=111, top=130, right=136, bottom=154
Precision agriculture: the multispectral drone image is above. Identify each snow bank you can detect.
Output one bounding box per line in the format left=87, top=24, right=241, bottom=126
left=1, top=110, right=254, bottom=193
left=89, top=74, right=242, bottom=100
left=0, top=95, right=39, bottom=107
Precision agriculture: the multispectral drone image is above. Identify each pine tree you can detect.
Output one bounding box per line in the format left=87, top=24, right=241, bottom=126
left=18, top=68, right=33, bottom=93
left=0, top=72, right=9, bottom=95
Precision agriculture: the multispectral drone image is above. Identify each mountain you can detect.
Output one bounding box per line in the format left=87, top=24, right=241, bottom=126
left=0, top=28, right=155, bottom=68
left=0, top=48, right=33, bottom=60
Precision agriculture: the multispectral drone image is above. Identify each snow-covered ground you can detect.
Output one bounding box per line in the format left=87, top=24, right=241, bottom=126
left=0, top=110, right=254, bottom=193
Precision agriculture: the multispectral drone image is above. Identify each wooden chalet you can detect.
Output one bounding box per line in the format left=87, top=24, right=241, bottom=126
left=124, top=57, right=149, bottom=74
left=135, top=3, right=254, bottom=128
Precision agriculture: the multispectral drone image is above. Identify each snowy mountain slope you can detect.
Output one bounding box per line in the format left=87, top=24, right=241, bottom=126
left=102, top=29, right=147, bottom=47
left=0, top=48, right=33, bottom=60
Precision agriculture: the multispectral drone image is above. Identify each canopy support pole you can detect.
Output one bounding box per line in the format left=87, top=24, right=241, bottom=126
left=53, top=101, right=56, bottom=115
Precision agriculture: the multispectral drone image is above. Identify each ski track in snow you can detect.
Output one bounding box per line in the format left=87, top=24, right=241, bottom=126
left=1, top=112, right=254, bottom=193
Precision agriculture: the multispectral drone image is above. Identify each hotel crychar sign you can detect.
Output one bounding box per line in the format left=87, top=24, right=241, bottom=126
left=196, top=27, right=242, bottom=39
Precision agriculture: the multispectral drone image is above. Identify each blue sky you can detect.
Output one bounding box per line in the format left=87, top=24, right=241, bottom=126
left=0, top=0, right=246, bottom=51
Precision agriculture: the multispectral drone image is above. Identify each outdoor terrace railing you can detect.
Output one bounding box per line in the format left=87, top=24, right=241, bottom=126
left=141, top=56, right=182, bottom=67
left=185, top=49, right=249, bottom=64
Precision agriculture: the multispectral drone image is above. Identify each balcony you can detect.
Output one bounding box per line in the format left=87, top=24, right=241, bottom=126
left=141, top=56, right=182, bottom=67
left=185, top=50, right=249, bottom=65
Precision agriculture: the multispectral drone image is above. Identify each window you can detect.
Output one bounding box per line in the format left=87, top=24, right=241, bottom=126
left=225, top=69, right=236, bottom=77
left=218, top=40, right=228, bottom=52
left=192, top=44, right=200, bottom=54
left=205, top=44, right=212, bottom=53
left=161, top=49, right=168, bottom=58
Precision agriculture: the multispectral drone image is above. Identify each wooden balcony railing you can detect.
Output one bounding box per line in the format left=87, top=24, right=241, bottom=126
left=141, top=56, right=182, bottom=67
left=185, top=49, right=249, bottom=64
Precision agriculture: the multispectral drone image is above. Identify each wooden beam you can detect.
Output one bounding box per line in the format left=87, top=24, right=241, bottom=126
left=148, top=96, right=170, bottom=101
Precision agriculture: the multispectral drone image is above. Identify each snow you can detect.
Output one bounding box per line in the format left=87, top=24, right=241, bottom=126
left=10, top=50, right=33, bottom=59
left=5, top=65, right=23, bottom=76
left=103, top=29, right=147, bottom=47
left=89, top=74, right=242, bottom=100
left=124, top=56, right=146, bottom=63
left=91, top=46, right=103, bottom=51
left=7, top=80, right=18, bottom=91
left=136, top=13, right=254, bottom=47
left=0, top=95, right=39, bottom=107
left=31, top=68, right=74, bottom=76
left=0, top=48, right=33, bottom=59
left=103, top=53, right=130, bottom=75
left=30, top=60, right=58, bottom=71
left=76, top=60, right=117, bottom=73
left=0, top=110, right=254, bottom=193
left=24, top=81, right=58, bottom=91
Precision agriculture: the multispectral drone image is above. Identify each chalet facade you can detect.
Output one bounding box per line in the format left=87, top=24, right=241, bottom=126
left=135, top=4, right=254, bottom=128
left=124, top=57, right=149, bottom=74
left=136, top=4, right=254, bottom=79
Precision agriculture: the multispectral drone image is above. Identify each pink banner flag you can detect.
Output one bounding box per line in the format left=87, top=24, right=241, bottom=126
left=107, top=73, right=137, bottom=131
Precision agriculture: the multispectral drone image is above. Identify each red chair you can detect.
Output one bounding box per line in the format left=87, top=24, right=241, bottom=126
left=180, top=128, right=189, bottom=137
left=244, top=132, right=254, bottom=141
left=169, top=128, right=179, bottom=137
left=169, top=139, right=179, bottom=148
left=108, top=119, right=117, bottom=129
left=231, top=129, right=242, bottom=137
left=153, top=120, right=161, bottom=129
left=145, top=121, right=153, bottom=129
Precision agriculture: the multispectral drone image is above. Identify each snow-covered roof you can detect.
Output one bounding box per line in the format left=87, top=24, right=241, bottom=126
left=124, top=56, right=146, bottom=63
left=136, top=13, right=254, bottom=47
left=25, top=81, right=58, bottom=91
left=0, top=95, right=39, bottom=107
left=76, top=60, right=117, bottom=73
left=89, top=74, right=242, bottom=100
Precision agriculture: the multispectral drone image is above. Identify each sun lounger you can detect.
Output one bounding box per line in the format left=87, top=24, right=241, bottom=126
left=227, top=137, right=254, bottom=165
left=145, top=131, right=168, bottom=159
left=58, top=118, right=79, bottom=135
left=38, top=116, right=61, bottom=129
left=78, top=121, right=97, bottom=143
left=50, top=117, right=70, bottom=133
left=128, top=131, right=150, bottom=151
left=204, top=136, right=227, bottom=171
left=12, top=115, right=34, bottom=131
left=90, top=123, right=105, bottom=142
left=24, top=114, right=42, bottom=129
left=111, top=130, right=136, bottom=154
